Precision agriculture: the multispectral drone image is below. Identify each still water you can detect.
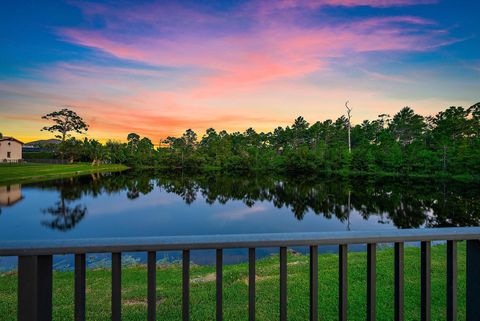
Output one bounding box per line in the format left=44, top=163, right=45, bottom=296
left=0, top=170, right=479, bottom=270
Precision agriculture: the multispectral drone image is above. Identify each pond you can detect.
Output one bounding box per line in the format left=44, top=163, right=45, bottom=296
left=0, top=170, right=479, bottom=270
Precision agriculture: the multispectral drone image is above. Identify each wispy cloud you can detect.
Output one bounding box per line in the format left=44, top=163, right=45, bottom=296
left=2, top=0, right=475, bottom=143
left=58, top=1, right=452, bottom=100
left=360, top=69, right=415, bottom=84
left=248, top=0, right=437, bottom=14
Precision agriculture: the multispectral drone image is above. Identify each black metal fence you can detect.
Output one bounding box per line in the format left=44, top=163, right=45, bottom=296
left=0, top=159, right=25, bottom=164
left=1, top=227, right=480, bottom=321
left=23, top=158, right=70, bottom=164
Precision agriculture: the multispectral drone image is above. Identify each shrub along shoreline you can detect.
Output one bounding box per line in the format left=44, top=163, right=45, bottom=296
left=0, top=243, right=466, bottom=320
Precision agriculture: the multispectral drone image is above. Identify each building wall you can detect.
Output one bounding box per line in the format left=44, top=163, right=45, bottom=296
left=0, top=140, right=23, bottom=160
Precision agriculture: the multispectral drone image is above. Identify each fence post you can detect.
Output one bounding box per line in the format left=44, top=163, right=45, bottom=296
left=467, top=240, right=480, bottom=320
left=18, top=255, right=52, bottom=321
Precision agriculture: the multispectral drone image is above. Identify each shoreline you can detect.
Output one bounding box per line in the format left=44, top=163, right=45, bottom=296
left=148, top=165, right=480, bottom=183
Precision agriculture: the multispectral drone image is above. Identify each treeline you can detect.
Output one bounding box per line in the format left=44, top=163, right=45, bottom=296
left=32, top=103, right=480, bottom=178
left=159, top=104, right=480, bottom=177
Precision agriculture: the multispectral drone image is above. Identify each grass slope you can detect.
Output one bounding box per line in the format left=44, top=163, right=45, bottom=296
left=0, top=163, right=129, bottom=184
left=0, top=243, right=466, bottom=320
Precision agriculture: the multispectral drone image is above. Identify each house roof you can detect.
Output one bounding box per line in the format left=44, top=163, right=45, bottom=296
left=0, top=137, right=24, bottom=145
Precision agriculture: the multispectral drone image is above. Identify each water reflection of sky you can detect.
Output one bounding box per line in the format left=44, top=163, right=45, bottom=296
left=0, top=172, right=478, bottom=270
left=0, top=185, right=395, bottom=242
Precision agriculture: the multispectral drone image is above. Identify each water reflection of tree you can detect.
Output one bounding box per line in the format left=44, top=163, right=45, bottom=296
left=41, top=197, right=87, bottom=231
left=37, top=171, right=153, bottom=231
left=40, top=177, right=90, bottom=231
left=155, top=172, right=480, bottom=229
left=126, top=175, right=154, bottom=199
left=426, top=182, right=480, bottom=227
left=161, top=177, right=198, bottom=205
left=29, top=169, right=480, bottom=231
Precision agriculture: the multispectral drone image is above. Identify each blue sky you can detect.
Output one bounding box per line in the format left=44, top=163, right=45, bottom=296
left=0, top=0, right=479, bottom=142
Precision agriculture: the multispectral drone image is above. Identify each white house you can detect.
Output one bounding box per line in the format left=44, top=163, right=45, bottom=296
left=0, top=137, right=23, bottom=162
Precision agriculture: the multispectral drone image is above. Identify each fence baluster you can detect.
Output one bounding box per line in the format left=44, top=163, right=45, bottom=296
left=249, top=248, right=256, bottom=321
left=420, top=241, right=431, bottom=321
left=421, top=241, right=431, bottom=321
left=75, top=254, right=86, bottom=321
left=339, top=244, right=348, bottom=321
left=367, top=243, right=376, bottom=321
left=148, top=251, right=156, bottom=321
left=38, top=255, right=53, bottom=320
left=216, top=249, right=223, bottom=321
left=446, top=241, right=457, bottom=321
left=280, top=247, right=287, bottom=321
left=395, top=242, right=404, bottom=321
left=183, top=250, right=190, bottom=321
left=112, top=252, right=122, bottom=321
left=310, top=245, right=318, bottom=321
left=18, top=256, right=38, bottom=321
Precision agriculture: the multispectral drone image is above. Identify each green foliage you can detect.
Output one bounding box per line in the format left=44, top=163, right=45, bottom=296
left=37, top=104, right=480, bottom=178
left=41, top=108, right=88, bottom=142
left=22, top=151, right=56, bottom=159
left=38, top=133, right=157, bottom=167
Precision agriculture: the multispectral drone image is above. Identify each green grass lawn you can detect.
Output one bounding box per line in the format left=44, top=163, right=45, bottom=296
left=0, top=163, right=129, bottom=184
left=0, top=243, right=466, bottom=320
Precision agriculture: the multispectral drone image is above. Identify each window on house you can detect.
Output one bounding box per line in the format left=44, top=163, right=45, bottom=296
left=7, top=152, right=11, bottom=158
left=8, top=142, right=11, bottom=145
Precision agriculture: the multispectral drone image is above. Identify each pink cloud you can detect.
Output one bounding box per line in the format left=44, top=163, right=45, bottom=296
left=297, top=0, right=437, bottom=8
left=58, top=1, right=450, bottom=100
left=247, top=0, right=437, bottom=15
left=60, top=29, right=147, bottom=61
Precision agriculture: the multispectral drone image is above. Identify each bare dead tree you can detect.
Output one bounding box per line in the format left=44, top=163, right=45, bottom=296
left=345, top=101, right=352, bottom=153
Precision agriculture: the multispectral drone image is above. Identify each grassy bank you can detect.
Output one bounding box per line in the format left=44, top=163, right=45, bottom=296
left=0, top=163, right=129, bottom=184
left=0, top=243, right=466, bottom=320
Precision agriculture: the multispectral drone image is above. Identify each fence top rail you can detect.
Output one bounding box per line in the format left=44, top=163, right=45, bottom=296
left=1, top=227, right=479, bottom=256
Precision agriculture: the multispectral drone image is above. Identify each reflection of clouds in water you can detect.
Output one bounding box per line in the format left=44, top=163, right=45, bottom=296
left=214, top=205, right=268, bottom=220
left=87, top=194, right=175, bottom=217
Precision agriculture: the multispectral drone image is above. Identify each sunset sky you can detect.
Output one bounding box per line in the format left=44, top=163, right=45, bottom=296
left=0, top=0, right=479, bottom=143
